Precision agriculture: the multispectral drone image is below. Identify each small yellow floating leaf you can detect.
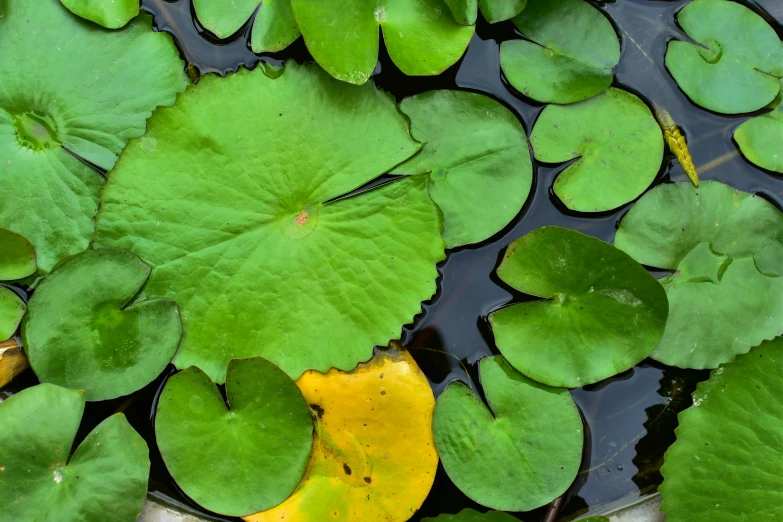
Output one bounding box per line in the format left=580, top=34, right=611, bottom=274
left=655, top=107, right=699, bottom=187
left=245, top=346, right=438, bottom=522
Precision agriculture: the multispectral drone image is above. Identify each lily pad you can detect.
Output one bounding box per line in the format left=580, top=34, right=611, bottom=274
left=290, top=0, right=474, bottom=85
left=660, top=337, right=783, bottom=521
left=60, top=0, right=139, bottom=28
left=665, top=0, right=783, bottom=114
left=94, top=63, right=445, bottom=383
left=500, top=0, right=620, bottom=104
left=0, top=1, right=187, bottom=273
left=192, top=0, right=300, bottom=53
left=433, top=355, right=582, bottom=510
left=0, top=229, right=36, bottom=281
left=530, top=88, right=663, bottom=212
left=23, top=249, right=182, bottom=401
left=0, top=383, right=149, bottom=522
left=246, top=346, right=438, bottom=522
left=0, top=287, right=26, bottom=341
left=392, top=90, right=532, bottom=247
left=735, top=80, right=783, bottom=173
left=155, top=357, right=313, bottom=516
left=615, top=181, right=783, bottom=369
left=444, top=0, right=527, bottom=25
left=490, top=226, right=668, bottom=387
left=423, top=508, right=519, bottom=521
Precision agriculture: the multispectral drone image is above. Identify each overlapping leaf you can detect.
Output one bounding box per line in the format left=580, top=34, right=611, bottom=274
left=735, top=80, right=783, bottom=173
left=444, top=0, right=527, bottom=24
left=490, top=226, right=668, bottom=387
left=247, top=346, right=438, bottom=522
left=0, top=384, right=149, bottom=522
left=500, top=0, right=620, bottom=104
left=615, top=181, right=783, bottom=368
left=530, top=88, right=663, bottom=212
left=665, top=0, right=783, bottom=114
left=433, top=355, right=583, bottom=510
left=0, top=229, right=36, bottom=281
left=0, top=0, right=187, bottom=273
left=0, top=287, right=25, bottom=342
left=60, top=0, right=139, bottom=28
left=95, top=63, right=445, bottom=383
left=192, top=0, right=300, bottom=52
left=660, top=337, right=783, bottom=521
left=423, top=509, right=519, bottom=521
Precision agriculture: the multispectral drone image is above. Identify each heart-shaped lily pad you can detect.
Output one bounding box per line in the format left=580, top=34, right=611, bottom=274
left=530, top=88, right=663, bottom=212
left=665, top=0, right=783, bottom=114
left=0, top=1, right=187, bottom=273
left=735, top=80, right=783, bottom=173
left=490, top=226, right=669, bottom=387
left=95, top=63, right=445, bottom=383
left=660, top=337, right=783, bottom=521
left=60, top=0, right=139, bottom=28
left=192, top=0, right=300, bottom=53
left=423, top=509, right=519, bottom=521
left=24, top=248, right=182, bottom=401
left=156, top=357, right=313, bottom=516
left=246, top=346, right=438, bottom=522
left=615, top=181, right=783, bottom=369
left=444, top=0, right=527, bottom=25
left=0, top=383, right=149, bottom=522
left=0, top=287, right=25, bottom=342
left=500, top=0, right=620, bottom=104
left=433, top=355, right=582, bottom=510
left=290, top=0, right=474, bottom=85
left=0, top=229, right=36, bottom=281
left=392, top=90, right=532, bottom=248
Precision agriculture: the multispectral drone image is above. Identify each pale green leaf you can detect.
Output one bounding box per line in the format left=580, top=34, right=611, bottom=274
left=60, top=0, right=139, bottom=29
left=0, top=229, right=36, bottom=281
left=735, top=80, right=783, bottom=173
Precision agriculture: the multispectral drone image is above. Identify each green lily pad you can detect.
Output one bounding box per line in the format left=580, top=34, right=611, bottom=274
left=665, top=0, right=783, bottom=114
left=423, top=508, right=519, bottom=521
left=23, top=249, right=182, bottom=401
left=660, top=336, right=783, bottom=521
left=735, top=80, right=783, bottom=173
left=615, top=181, right=783, bottom=369
left=94, top=63, right=445, bottom=383
left=0, top=383, right=149, bottom=522
left=60, top=0, right=139, bottom=28
left=0, top=229, right=36, bottom=281
left=500, top=0, right=620, bottom=104
left=489, top=226, right=668, bottom=387
left=392, top=90, right=532, bottom=248
left=290, top=0, right=474, bottom=85
left=192, top=0, right=300, bottom=53
left=444, top=0, right=527, bottom=25
left=0, top=1, right=187, bottom=273
left=155, top=358, right=313, bottom=516
left=530, top=88, right=663, bottom=212
left=0, top=286, right=26, bottom=341
left=433, top=355, right=583, bottom=511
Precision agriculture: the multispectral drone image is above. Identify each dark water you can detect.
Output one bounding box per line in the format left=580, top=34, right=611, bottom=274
left=5, top=0, right=783, bottom=520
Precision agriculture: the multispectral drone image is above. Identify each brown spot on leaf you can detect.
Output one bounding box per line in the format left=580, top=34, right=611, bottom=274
left=343, top=463, right=352, bottom=475
left=294, top=210, right=309, bottom=226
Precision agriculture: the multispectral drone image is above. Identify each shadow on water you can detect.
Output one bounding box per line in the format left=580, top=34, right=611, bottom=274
left=5, top=0, right=779, bottom=520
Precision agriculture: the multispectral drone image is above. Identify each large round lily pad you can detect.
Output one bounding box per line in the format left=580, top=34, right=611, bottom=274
left=95, top=63, right=445, bottom=383
left=735, top=80, right=783, bottom=173
left=423, top=509, right=519, bottom=521
left=156, top=357, right=313, bottom=516
left=24, top=249, right=182, bottom=401
left=246, top=346, right=438, bottom=522
left=0, top=229, right=36, bottom=281
left=615, top=181, right=783, bottom=369
left=192, top=0, right=300, bottom=52
left=290, top=0, right=474, bottom=85
left=392, top=90, right=532, bottom=248
left=0, top=287, right=26, bottom=341
left=500, top=0, right=620, bottom=104
left=433, top=355, right=583, bottom=510
left=60, top=0, right=139, bottom=28
left=490, top=226, right=669, bottom=387
left=665, top=0, right=783, bottom=114
left=0, top=0, right=187, bottom=273
left=530, top=88, right=663, bottom=212
left=0, top=384, right=149, bottom=522
left=660, top=337, right=783, bottom=521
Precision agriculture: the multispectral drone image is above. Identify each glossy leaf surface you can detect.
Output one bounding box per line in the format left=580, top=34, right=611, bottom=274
left=735, top=80, right=783, bottom=173
left=95, top=64, right=445, bottom=383
left=60, top=0, right=139, bottom=28
left=192, top=0, right=300, bottom=52
left=530, top=88, right=663, bottom=212
left=0, top=384, right=149, bottom=522
left=24, top=249, right=182, bottom=401
left=490, top=226, right=668, bottom=387
left=423, top=508, right=519, bottom=521
left=0, top=287, right=25, bottom=341
left=0, top=229, right=36, bottom=281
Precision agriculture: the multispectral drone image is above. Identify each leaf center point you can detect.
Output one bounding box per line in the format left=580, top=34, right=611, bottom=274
left=13, top=112, right=60, bottom=151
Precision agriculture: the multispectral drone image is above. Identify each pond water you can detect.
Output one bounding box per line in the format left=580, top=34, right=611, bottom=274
left=4, top=0, right=782, bottom=520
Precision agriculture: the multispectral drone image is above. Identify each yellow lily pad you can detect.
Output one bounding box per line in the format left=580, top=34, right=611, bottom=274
left=245, top=346, right=438, bottom=522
